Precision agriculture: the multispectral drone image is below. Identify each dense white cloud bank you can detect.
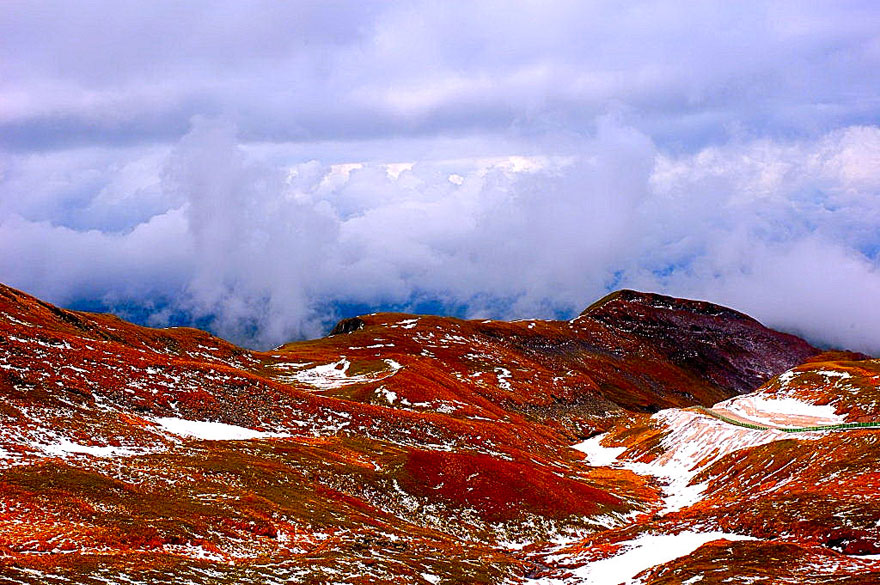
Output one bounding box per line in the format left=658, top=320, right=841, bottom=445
left=1, top=2, right=879, bottom=351
left=3, top=120, right=879, bottom=352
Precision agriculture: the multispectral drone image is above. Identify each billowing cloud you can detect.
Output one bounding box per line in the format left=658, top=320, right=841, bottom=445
left=1, top=2, right=879, bottom=353
left=3, top=119, right=880, bottom=353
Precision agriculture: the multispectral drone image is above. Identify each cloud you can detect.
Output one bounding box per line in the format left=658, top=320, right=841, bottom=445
left=622, top=125, right=880, bottom=352
left=1, top=2, right=880, bottom=353
left=0, top=207, right=192, bottom=304
left=2, top=118, right=880, bottom=354
left=2, top=1, right=879, bottom=149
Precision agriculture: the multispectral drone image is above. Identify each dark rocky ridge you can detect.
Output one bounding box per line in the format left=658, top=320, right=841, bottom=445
left=579, top=289, right=820, bottom=394
left=329, top=316, right=366, bottom=335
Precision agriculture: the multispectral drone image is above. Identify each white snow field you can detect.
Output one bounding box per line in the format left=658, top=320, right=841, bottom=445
left=154, top=417, right=290, bottom=441
left=527, top=531, right=754, bottom=585
left=713, top=394, right=845, bottom=428
left=278, top=358, right=403, bottom=390
left=575, top=405, right=829, bottom=514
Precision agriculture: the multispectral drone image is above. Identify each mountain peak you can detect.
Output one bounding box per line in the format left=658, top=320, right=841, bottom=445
left=581, top=289, right=755, bottom=322
left=576, top=289, right=819, bottom=395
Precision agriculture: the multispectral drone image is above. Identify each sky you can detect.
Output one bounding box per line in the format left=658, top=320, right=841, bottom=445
left=2, top=0, right=880, bottom=352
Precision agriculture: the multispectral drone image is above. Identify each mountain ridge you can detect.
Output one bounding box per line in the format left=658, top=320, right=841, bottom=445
left=0, top=282, right=878, bottom=584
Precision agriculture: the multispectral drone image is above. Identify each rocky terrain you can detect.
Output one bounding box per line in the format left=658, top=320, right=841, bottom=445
left=0, top=283, right=878, bottom=584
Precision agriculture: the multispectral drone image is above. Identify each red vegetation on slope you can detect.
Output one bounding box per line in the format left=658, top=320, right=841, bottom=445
left=2, top=282, right=877, bottom=584
left=401, top=449, right=623, bottom=523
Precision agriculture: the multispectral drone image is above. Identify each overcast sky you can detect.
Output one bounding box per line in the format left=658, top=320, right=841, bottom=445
left=2, top=0, right=880, bottom=352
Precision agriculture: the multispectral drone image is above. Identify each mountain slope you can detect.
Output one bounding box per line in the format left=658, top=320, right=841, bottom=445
left=1, top=283, right=877, bottom=584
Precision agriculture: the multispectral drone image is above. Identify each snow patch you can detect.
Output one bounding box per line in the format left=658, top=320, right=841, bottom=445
left=574, top=435, right=626, bottom=467
left=575, top=408, right=828, bottom=515
left=39, top=439, right=139, bottom=458
left=269, top=361, right=313, bottom=370
left=1, top=313, right=32, bottom=327
left=715, top=394, right=845, bottom=427
left=376, top=386, right=398, bottom=404
left=154, top=417, right=289, bottom=441
left=579, top=531, right=754, bottom=585
left=384, top=358, right=404, bottom=372
left=814, top=369, right=854, bottom=380
left=529, top=531, right=755, bottom=585
left=632, top=409, right=801, bottom=513
left=495, top=367, right=512, bottom=391
left=280, top=358, right=402, bottom=390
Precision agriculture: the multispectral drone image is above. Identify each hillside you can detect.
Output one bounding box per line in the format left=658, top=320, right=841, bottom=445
left=1, top=283, right=878, bottom=584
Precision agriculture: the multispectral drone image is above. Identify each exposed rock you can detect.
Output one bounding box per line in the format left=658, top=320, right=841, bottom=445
left=329, top=316, right=366, bottom=335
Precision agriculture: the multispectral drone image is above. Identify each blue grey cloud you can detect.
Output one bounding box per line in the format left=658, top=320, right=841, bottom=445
left=3, top=1, right=878, bottom=149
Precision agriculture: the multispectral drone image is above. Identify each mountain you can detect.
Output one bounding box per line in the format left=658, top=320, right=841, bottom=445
left=0, top=283, right=878, bottom=584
